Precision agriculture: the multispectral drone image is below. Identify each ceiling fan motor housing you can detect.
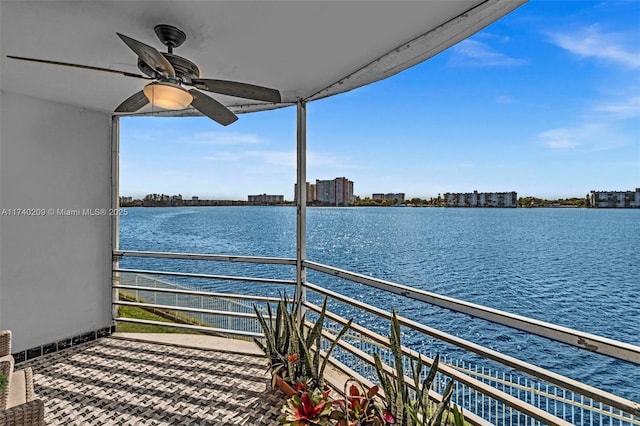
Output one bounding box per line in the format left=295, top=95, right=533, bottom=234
left=137, top=25, right=200, bottom=80
left=137, top=54, right=200, bottom=80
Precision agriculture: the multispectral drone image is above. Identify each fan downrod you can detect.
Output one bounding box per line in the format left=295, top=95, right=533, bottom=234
left=154, top=24, right=186, bottom=52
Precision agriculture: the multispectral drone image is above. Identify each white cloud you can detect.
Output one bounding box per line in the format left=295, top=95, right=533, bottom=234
left=547, top=26, right=640, bottom=68
left=596, top=96, right=640, bottom=119
left=540, top=128, right=582, bottom=149
left=539, top=123, right=629, bottom=151
left=449, top=39, right=526, bottom=67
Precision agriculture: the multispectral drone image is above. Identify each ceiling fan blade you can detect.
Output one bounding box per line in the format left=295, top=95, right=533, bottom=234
left=115, top=90, right=149, bottom=113
left=6, top=55, right=152, bottom=79
left=189, top=89, right=238, bottom=126
left=191, top=79, right=281, bottom=103
left=116, top=33, right=175, bottom=78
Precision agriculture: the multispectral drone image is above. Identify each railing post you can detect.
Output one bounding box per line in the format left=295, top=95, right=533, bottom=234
left=111, top=116, right=120, bottom=322
left=295, top=100, right=307, bottom=324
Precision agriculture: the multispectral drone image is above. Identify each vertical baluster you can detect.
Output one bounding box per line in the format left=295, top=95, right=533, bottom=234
left=475, top=363, right=479, bottom=416
left=200, top=294, right=204, bottom=325
left=481, top=366, right=485, bottom=419
left=502, top=370, right=506, bottom=425
left=545, top=383, right=549, bottom=416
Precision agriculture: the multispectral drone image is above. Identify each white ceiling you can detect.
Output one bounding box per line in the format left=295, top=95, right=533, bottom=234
left=1, top=0, right=525, bottom=117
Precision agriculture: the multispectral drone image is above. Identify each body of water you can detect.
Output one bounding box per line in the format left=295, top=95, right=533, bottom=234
left=119, top=206, right=639, bottom=403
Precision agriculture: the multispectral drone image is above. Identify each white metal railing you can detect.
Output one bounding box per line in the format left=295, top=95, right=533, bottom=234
left=114, top=272, right=281, bottom=337
left=302, top=280, right=640, bottom=420
left=112, top=250, right=640, bottom=425
left=303, top=260, right=639, bottom=366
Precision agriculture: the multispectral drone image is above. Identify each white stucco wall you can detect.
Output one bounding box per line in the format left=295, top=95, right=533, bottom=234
left=0, top=91, right=113, bottom=352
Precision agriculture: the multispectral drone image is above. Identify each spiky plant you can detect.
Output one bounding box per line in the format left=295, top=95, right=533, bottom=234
left=373, top=311, right=464, bottom=426
left=373, top=310, right=410, bottom=425
left=405, top=354, right=463, bottom=426
left=254, top=293, right=297, bottom=387
left=285, top=297, right=353, bottom=390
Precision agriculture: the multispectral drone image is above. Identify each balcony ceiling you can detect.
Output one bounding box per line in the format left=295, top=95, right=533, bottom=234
left=1, top=0, right=525, bottom=116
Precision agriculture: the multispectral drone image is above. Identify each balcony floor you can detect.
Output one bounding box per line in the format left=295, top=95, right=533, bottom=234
left=21, top=335, right=284, bottom=425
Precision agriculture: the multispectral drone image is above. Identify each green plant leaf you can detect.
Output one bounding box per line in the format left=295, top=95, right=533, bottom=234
left=319, top=319, right=352, bottom=378
left=306, top=298, right=328, bottom=348
left=428, top=379, right=454, bottom=426
left=452, top=405, right=464, bottom=426
left=253, top=305, right=276, bottom=357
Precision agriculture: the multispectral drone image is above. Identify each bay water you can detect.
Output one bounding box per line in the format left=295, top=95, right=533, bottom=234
left=119, top=206, right=639, bottom=403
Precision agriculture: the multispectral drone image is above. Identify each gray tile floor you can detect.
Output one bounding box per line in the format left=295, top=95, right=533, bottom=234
left=21, top=337, right=284, bottom=425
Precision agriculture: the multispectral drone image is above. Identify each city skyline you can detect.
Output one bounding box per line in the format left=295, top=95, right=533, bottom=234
left=120, top=1, right=639, bottom=200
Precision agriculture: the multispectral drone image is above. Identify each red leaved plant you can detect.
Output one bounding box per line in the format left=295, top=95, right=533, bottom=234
left=280, top=387, right=333, bottom=426
left=330, top=381, right=388, bottom=426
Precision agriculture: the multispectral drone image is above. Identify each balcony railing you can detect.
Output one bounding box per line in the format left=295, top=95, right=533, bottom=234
left=112, top=250, right=640, bottom=426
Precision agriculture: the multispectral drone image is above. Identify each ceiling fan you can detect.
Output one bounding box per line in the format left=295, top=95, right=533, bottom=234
left=7, top=24, right=282, bottom=126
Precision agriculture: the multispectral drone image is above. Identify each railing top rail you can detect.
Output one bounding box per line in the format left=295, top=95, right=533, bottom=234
left=303, top=260, right=640, bottom=366
left=304, top=281, right=640, bottom=418
left=114, top=250, right=297, bottom=265
left=114, top=268, right=296, bottom=286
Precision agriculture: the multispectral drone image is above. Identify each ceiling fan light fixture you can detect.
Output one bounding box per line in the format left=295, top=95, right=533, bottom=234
left=143, top=82, right=192, bottom=110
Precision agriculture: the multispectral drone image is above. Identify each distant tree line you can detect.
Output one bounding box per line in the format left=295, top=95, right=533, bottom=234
left=517, top=196, right=589, bottom=208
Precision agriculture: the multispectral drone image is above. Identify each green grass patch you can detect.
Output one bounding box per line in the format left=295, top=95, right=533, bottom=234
left=116, top=305, right=202, bottom=334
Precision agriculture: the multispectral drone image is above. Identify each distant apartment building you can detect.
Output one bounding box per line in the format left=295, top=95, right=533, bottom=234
left=248, top=194, right=284, bottom=203
left=294, top=182, right=317, bottom=203
left=589, top=189, right=640, bottom=208
left=315, top=177, right=354, bottom=206
left=372, top=193, right=406, bottom=204
left=443, top=190, right=517, bottom=208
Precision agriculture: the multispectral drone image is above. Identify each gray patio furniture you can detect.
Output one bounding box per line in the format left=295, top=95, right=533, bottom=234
left=0, top=331, right=44, bottom=426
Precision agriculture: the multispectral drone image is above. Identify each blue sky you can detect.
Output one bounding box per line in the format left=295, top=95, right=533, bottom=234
left=120, top=1, right=639, bottom=200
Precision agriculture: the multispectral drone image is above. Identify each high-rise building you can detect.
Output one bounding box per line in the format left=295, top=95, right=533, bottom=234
left=315, top=177, right=354, bottom=206
left=294, top=182, right=317, bottom=203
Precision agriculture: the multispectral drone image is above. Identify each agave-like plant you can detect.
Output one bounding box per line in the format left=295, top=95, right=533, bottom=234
left=373, top=311, right=409, bottom=425
left=253, top=293, right=297, bottom=387
left=373, top=311, right=464, bottom=426
left=280, top=387, right=333, bottom=426
left=285, top=297, right=353, bottom=391
left=255, top=294, right=353, bottom=393
left=404, top=354, right=464, bottom=426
